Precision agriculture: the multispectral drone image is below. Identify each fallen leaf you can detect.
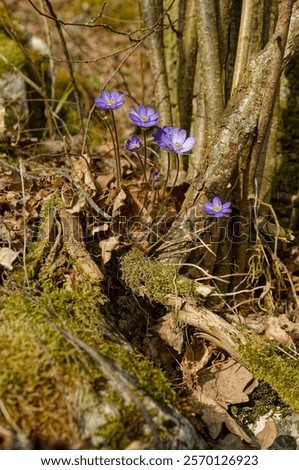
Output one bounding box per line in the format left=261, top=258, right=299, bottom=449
left=197, top=358, right=258, bottom=407
left=255, top=420, right=277, bottom=449
left=264, top=315, right=294, bottom=347
left=190, top=390, right=252, bottom=442
left=181, top=337, right=213, bottom=388
left=99, top=236, right=119, bottom=264
left=112, top=189, right=127, bottom=217
left=70, top=155, right=97, bottom=195
left=0, top=247, right=18, bottom=270
left=155, top=312, right=184, bottom=353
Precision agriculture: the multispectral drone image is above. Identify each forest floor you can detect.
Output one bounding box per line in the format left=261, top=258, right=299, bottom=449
left=0, top=0, right=299, bottom=450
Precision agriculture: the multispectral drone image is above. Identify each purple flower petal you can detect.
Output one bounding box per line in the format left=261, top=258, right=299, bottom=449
left=126, top=135, right=142, bottom=151
left=176, top=129, right=187, bottom=145
left=181, top=137, right=195, bottom=153
left=203, top=202, right=215, bottom=211
left=129, top=105, right=160, bottom=128
left=155, top=126, right=195, bottom=154
left=212, top=196, right=222, bottom=207
left=221, top=207, right=232, bottom=214
left=94, top=90, right=125, bottom=110
left=203, top=197, right=232, bottom=217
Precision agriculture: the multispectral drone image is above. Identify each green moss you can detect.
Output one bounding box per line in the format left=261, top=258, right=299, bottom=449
left=0, top=272, right=176, bottom=444
left=100, top=341, right=176, bottom=405
left=121, top=249, right=196, bottom=304
left=239, top=335, right=299, bottom=412
left=0, top=231, right=176, bottom=445
left=97, top=392, right=144, bottom=449
left=231, top=381, right=291, bottom=426
left=0, top=28, right=26, bottom=76
left=0, top=193, right=180, bottom=446
left=0, top=285, right=105, bottom=440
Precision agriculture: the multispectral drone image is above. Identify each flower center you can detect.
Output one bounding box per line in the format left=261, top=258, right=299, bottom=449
left=141, top=115, right=149, bottom=122
left=131, top=142, right=139, bottom=149
left=174, top=143, right=181, bottom=151
left=213, top=205, right=222, bottom=212
left=107, top=99, right=115, bottom=106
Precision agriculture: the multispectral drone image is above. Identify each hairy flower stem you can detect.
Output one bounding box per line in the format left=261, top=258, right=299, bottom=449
left=136, top=151, right=147, bottom=179
left=136, top=151, right=150, bottom=212
left=158, top=154, right=180, bottom=218
left=148, top=153, right=180, bottom=246
left=161, top=152, right=171, bottom=204
left=110, top=109, right=122, bottom=187
left=103, top=115, right=120, bottom=187
left=142, top=129, right=148, bottom=184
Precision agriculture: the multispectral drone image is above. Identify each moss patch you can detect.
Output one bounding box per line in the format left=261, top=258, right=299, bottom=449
left=0, top=218, right=177, bottom=447
left=0, top=26, right=26, bottom=76
left=121, top=249, right=196, bottom=304
left=239, top=335, right=299, bottom=412
left=231, top=381, right=291, bottom=426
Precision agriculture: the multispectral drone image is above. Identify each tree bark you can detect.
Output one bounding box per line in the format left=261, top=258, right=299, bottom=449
left=157, top=0, right=298, bottom=267
left=140, top=0, right=172, bottom=126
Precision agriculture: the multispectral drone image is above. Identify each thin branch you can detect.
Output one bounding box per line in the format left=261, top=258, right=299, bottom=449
left=246, top=0, right=295, bottom=198
left=43, top=0, right=84, bottom=135
left=231, top=0, right=255, bottom=93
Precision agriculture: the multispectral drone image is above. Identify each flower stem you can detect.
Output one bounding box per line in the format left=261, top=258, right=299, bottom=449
left=110, top=109, right=122, bottom=187
left=159, top=153, right=179, bottom=216
left=142, top=129, right=148, bottom=184
left=136, top=151, right=147, bottom=182
left=161, top=151, right=171, bottom=203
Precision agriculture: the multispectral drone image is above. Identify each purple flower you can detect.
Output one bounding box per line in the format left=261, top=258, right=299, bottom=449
left=129, top=105, right=160, bottom=128
left=152, top=171, right=165, bottom=190
left=94, top=90, right=125, bottom=110
left=153, top=126, right=195, bottom=154
left=203, top=197, right=232, bottom=218
left=153, top=171, right=164, bottom=181
left=125, top=135, right=142, bottom=151
left=152, top=126, right=171, bottom=148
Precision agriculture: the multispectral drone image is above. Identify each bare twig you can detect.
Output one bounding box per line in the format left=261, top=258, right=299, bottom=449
left=43, top=0, right=84, bottom=135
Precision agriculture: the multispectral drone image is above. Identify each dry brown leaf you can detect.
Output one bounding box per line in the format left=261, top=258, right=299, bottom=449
left=99, top=236, right=120, bottom=264
left=112, top=189, right=127, bottom=217
left=255, top=420, right=277, bottom=449
left=121, top=184, right=152, bottom=223
left=264, top=315, right=295, bottom=347
left=59, top=208, right=104, bottom=280
left=70, top=155, right=97, bottom=195
left=155, top=312, right=184, bottom=353
left=285, top=246, right=299, bottom=274
left=66, top=194, right=87, bottom=214
left=96, top=173, right=115, bottom=189
left=197, top=358, right=258, bottom=407
left=190, top=390, right=252, bottom=442
left=181, top=338, right=213, bottom=388
left=92, top=224, right=109, bottom=235
left=0, top=247, right=19, bottom=270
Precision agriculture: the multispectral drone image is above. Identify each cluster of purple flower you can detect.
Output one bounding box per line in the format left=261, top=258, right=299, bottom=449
left=153, top=126, right=195, bottom=154
left=94, top=90, right=195, bottom=155
left=94, top=90, right=231, bottom=217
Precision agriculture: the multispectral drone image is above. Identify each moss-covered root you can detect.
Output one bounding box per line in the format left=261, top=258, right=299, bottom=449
left=0, top=275, right=205, bottom=449
left=122, top=250, right=299, bottom=414
left=239, top=336, right=299, bottom=412
left=121, top=248, right=196, bottom=303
